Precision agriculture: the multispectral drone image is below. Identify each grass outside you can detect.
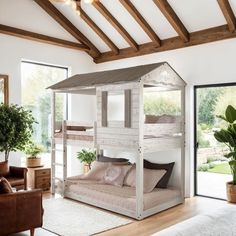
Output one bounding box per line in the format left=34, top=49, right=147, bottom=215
left=208, top=162, right=231, bottom=175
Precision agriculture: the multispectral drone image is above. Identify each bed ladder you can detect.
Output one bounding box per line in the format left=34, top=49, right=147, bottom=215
left=51, top=120, right=67, bottom=195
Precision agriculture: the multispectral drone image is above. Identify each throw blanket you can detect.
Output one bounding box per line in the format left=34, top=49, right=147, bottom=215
left=152, top=205, right=236, bottom=236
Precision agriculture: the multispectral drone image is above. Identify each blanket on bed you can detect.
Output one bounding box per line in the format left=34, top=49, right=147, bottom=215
left=152, top=205, right=236, bottom=236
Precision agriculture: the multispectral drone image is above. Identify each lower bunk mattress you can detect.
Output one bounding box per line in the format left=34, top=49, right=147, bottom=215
left=64, top=178, right=183, bottom=219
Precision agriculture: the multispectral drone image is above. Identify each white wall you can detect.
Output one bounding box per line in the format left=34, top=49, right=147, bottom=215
left=0, top=36, right=96, bottom=167
left=93, top=38, right=236, bottom=197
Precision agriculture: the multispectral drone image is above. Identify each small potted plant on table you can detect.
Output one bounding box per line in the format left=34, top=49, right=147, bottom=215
left=77, top=149, right=96, bottom=173
left=214, top=105, right=236, bottom=203
left=25, top=142, right=44, bottom=168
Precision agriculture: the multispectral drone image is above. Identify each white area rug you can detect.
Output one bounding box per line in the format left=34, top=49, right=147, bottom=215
left=43, top=198, right=133, bottom=236
left=152, top=205, right=236, bottom=236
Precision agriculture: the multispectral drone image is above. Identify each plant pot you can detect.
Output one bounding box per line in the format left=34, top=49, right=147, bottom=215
left=26, top=157, right=42, bottom=168
left=83, top=164, right=90, bottom=174
left=226, top=182, right=236, bottom=203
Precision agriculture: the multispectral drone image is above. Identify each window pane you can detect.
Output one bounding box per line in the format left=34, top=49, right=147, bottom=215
left=21, top=62, right=67, bottom=163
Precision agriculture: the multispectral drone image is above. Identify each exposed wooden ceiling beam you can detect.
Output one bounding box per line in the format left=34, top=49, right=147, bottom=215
left=92, top=1, right=139, bottom=51
left=217, top=0, right=236, bottom=32
left=153, top=0, right=189, bottom=42
left=34, top=0, right=100, bottom=58
left=95, top=24, right=236, bottom=63
left=0, top=24, right=89, bottom=51
left=119, top=0, right=161, bottom=46
left=79, top=8, right=119, bottom=54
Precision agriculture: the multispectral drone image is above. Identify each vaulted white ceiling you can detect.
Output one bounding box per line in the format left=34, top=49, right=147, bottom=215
left=0, top=0, right=235, bottom=58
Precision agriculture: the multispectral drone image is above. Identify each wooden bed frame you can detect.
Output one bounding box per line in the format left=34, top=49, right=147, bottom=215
left=49, top=62, right=186, bottom=219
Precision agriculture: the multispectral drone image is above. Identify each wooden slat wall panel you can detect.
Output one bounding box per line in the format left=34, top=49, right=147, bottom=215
left=97, top=138, right=139, bottom=148
left=144, top=123, right=182, bottom=136
left=96, top=83, right=140, bottom=149
left=143, top=137, right=182, bottom=152
left=97, top=127, right=138, bottom=135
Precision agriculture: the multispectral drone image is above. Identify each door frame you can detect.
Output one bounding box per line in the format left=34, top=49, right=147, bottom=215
left=194, top=82, right=236, bottom=200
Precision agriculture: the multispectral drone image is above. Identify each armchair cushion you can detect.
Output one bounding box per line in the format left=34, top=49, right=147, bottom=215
left=0, top=161, right=9, bottom=176
left=0, top=177, right=13, bottom=194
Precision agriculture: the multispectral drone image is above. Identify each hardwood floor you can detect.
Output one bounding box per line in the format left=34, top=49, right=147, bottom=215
left=12, top=195, right=227, bottom=236
left=97, top=197, right=227, bottom=236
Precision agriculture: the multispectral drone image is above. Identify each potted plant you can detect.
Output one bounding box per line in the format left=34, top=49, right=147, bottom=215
left=77, top=149, right=96, bottom=173
left=25, top=142, right=44, bottom=167
left=214, top=105, right=236, bottom=203
left=0, top=104, right=36, bottom=162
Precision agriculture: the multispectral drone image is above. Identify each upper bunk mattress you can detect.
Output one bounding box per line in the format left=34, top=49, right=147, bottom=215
left=65, top=179, right=181, bottom=212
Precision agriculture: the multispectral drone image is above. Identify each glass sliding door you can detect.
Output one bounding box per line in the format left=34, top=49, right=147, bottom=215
left=21, top=61, right=68, bottom=166
left=194, top=83, right=236, bottom=199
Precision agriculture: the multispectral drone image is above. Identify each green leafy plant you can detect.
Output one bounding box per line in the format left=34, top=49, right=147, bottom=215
left=77, top=149, right=96, bottom=169
left=197, top=163, right=210, bottom=172
left=24, top=141, right=44, bottom=159
left=0, top=104, right=36, bottom=161
left=214, top=105, right=236, bottom=185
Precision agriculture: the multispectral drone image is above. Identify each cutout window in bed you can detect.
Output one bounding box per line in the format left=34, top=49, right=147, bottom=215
left=144, top=88, right=181, bottom=124
left=108, top=91, right=125, bottom=121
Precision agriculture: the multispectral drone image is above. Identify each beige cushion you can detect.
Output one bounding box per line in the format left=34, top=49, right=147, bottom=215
left=81, top=161, right=111, bottom=181
left=124, top=165, right=166, bottom=193
left=102, top=165, right=132, bottom=187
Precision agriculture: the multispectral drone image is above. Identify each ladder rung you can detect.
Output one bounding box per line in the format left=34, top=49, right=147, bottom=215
left=52, top=149, right=63, bottom=152
left=53, top=177, right=64, bottom=182
left=53, top=163, right=64, bottom=167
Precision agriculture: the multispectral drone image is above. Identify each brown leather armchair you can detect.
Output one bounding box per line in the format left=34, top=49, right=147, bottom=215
left=0, top=189, right=43, bottom=236
left=0, top=161, right=28, bottom=190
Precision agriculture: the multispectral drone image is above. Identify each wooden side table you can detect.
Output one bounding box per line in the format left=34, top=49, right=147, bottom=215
left=27, top=167, right=51, bottom=191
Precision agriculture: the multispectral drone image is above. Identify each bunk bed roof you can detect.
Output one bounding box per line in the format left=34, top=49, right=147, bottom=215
left=48, top=62, right=185, bottom=93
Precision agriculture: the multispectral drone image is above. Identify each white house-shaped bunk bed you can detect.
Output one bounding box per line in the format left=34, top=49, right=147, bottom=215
left=49, top=62, right=186, bottom=220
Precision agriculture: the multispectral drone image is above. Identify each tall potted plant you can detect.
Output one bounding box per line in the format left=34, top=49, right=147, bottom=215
left=77, top=149, right=96, bottom=173
left=214, top=105, right=236, bottom=203
left=0, top=103, right=36, bottom=162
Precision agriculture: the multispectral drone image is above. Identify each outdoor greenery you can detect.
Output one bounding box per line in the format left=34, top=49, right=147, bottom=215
left=0, top=103, right=36, bottom=161
left=214, top=105, right=236, bottom=185
left=144, top=91, right=181, bottom=115
left=77, top=149, right=96, bottom=169
left=198, top=88, right=222, bottom=126
left=208, top=163, right=231, bottom=175
left=22, top=63, right=67, bottom=151
left=197, top=125, right=210, bottom=148
left=24, top=141, right=44, bottom=159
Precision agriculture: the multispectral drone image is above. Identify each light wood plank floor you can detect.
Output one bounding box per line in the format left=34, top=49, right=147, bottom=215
left=12, top=195, right=228, bottom=236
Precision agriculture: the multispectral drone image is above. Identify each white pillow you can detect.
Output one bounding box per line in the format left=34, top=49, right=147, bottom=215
left=124, top=165, right=167, bottom=193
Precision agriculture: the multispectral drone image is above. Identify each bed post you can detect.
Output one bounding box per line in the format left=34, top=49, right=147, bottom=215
left=62, top=120, right=68, bottom=196
left=181, top=87, right=186, bottom=200
left=51, top=91, right=56, bottom=194
left=136, top=80, right=144, bottom=220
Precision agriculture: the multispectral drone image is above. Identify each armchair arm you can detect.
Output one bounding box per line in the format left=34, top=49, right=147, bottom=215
left=0, top=189, right=43, bottom=236
left=9, top=166, right=28, bottom=178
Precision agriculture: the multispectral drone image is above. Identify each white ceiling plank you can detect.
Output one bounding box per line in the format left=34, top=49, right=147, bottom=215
left=168, top=0, right=226, bottom=32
